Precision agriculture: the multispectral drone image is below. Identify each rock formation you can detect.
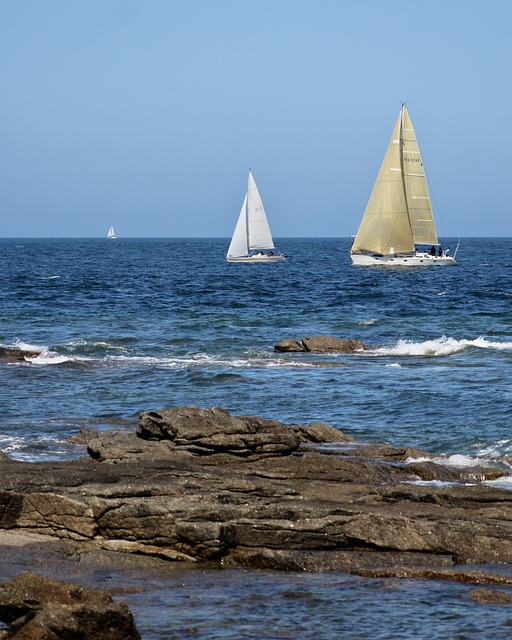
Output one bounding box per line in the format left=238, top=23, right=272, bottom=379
left=1, top=406, right=512, bottom=586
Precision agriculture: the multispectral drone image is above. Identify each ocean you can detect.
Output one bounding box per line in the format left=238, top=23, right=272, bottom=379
left=1, top=236, right=511, bottom=638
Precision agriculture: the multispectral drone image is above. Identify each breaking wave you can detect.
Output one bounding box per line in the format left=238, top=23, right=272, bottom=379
left=369, top=335, right=512, bottom=357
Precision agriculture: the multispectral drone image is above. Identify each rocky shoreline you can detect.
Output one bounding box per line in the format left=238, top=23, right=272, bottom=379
left=2, top=405, right=512, bottom=635
left=1, top=406, right=511, bottom=583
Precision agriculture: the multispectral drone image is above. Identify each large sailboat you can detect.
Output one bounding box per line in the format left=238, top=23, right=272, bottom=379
left=350, top=104, right=457, bottom=266
left=227, top=170, right=285, bottom=262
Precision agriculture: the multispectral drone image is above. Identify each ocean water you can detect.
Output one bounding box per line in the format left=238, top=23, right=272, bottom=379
left=1, top=236, right=511, bottom=638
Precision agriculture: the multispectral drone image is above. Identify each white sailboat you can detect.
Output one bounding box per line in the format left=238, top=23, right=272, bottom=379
left=107, top=226, right=117, bottom=240
left=226, top=170, right=285, bottom=262
left=351, top=104, right=457, bottom=266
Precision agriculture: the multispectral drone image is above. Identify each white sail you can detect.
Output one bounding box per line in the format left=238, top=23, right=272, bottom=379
left=246, top=171, right=275, bottom=251
left=107, top=226, right=117, bottom=239
left=226, top=194, right=248, bottom=258
left=226, top=171, right=284, bottom=262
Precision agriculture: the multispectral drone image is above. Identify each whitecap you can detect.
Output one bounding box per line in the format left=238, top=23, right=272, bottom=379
left=369, top=335, right=512, bottom=357
left=12, top=338, right=47, bottom=352
left=27, top=352, right=74, bottom=365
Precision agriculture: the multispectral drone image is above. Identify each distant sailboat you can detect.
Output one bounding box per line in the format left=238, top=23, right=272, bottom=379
left=227, top=170, right=285, bottom=262
left=350, top=104, right=457, bottom=266
left=107, top=226, right=117, bottom=240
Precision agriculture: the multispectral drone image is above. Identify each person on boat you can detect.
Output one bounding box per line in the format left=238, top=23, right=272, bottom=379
left=429, top=246, right=436, bottom=256
left=438, top=246, right=443, bottom=257
left=268, top=251, right=274, bottom=256
left=445, top=247, right=450, bottom=256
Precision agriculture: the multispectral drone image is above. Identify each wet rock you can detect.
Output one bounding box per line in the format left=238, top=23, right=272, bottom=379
left=0, top=571, right=140, bottom=639
left=0, top=348, right=41, bottom=364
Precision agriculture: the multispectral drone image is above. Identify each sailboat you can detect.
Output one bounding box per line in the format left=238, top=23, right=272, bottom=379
left=226, top=170, right=285, bottom=262
left=350, top=104, right=457, bottom=266
left=107, top=226, right=117, bottom=240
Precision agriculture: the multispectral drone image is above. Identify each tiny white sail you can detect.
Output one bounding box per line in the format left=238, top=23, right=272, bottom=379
left=107, top=226, right=117, bottom=239
left=350, top=105, right=457, bottom=267
left=226, top=171, right=285, bottom=262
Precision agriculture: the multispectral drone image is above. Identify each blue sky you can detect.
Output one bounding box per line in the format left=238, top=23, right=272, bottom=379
left=1, top=0, right=511, bottom=238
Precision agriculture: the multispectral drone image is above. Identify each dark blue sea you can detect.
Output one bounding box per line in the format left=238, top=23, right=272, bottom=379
left=1, top=237, right=511, bottom=638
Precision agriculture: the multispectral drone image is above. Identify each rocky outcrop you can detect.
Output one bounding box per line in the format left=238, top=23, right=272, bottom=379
left=0, top=348, right=41, bottom=363
left=1, top=406, right=511, bottom=581
left=275, top=336, right=367, bottom=353
left=0, top=572, right=140, bottom=639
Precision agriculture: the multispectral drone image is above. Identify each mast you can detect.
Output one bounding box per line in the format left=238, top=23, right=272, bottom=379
left=399, top=104, right=415, bottom=244
left=246, top=171, right=251, bottom=253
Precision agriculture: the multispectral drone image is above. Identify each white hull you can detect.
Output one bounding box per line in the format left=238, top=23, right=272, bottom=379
left=350, top=252, right=457, bottom=267
left=227, top=253, right=285, bottom=263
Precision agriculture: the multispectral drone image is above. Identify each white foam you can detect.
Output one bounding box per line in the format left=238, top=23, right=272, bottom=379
left=27, top=352, right=73, bottom=365
left=11, top=338, right=47, bottom=352
left=406, top=454, right=488, bottom=468
left=369, top=335, right=512, bottom=357
left=484, top=477, right=512, bottom=489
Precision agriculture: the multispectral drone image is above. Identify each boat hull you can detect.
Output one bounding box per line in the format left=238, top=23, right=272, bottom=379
left=227, top=254, right=285, bottom=263
left=350, top=252, right=457, bottom=267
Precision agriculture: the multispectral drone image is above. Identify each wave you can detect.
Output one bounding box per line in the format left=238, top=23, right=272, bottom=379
left=368, top=335, right=512, bottom=357
left=9, top=335, right=512, bottom=368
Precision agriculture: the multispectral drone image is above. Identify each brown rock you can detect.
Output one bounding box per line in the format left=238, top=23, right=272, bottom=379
left=274, top=338, right=305, bottom=352
left=1, top=406, right=511, bottom=575
left=301, top=336, right=367, bottom=352
left=0, top=348, right=41, bottom=363
left=0, top=572, right=140, bottom=639
left=274, top=336, right=368, bottom=353
left=470, top=587, right=512, bottom=604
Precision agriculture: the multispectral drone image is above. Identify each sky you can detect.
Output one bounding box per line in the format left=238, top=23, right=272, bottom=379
left=1, top=0, right=511, bottom=238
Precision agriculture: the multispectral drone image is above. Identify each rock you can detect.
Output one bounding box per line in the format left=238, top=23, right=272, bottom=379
left=292, top=422, right=355, bottom=444
left=470, top=587, right=512, bottom=604
left=0, top=348, right=41, bottom=364
left=1, top=406, right=512, bottom=575
left=0, top=571, right=140, bottom=639
left=136, top=405, right=301, bottom=457
left=301, top=336, right=367, bottom=353
left=274, top=336, right=367, bottom=353
left=67, top=427, right=101, bottom=445
left=274, top=338, right=305, bottom=352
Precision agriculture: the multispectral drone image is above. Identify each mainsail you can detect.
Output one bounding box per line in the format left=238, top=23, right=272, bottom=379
left=227, top=171, right=275, bottom=258
left=352, top=105, right=437, bottom=256
left=401, top=107, right=438, bottom=245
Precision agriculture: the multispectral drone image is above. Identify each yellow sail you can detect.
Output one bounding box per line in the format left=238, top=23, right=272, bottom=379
left=402, top=107, right=438, bottom=245
left=352, top=109, right=414, bottom=256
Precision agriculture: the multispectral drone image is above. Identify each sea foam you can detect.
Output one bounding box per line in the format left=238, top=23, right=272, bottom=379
left=369, top=335, right=512, bottom=357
